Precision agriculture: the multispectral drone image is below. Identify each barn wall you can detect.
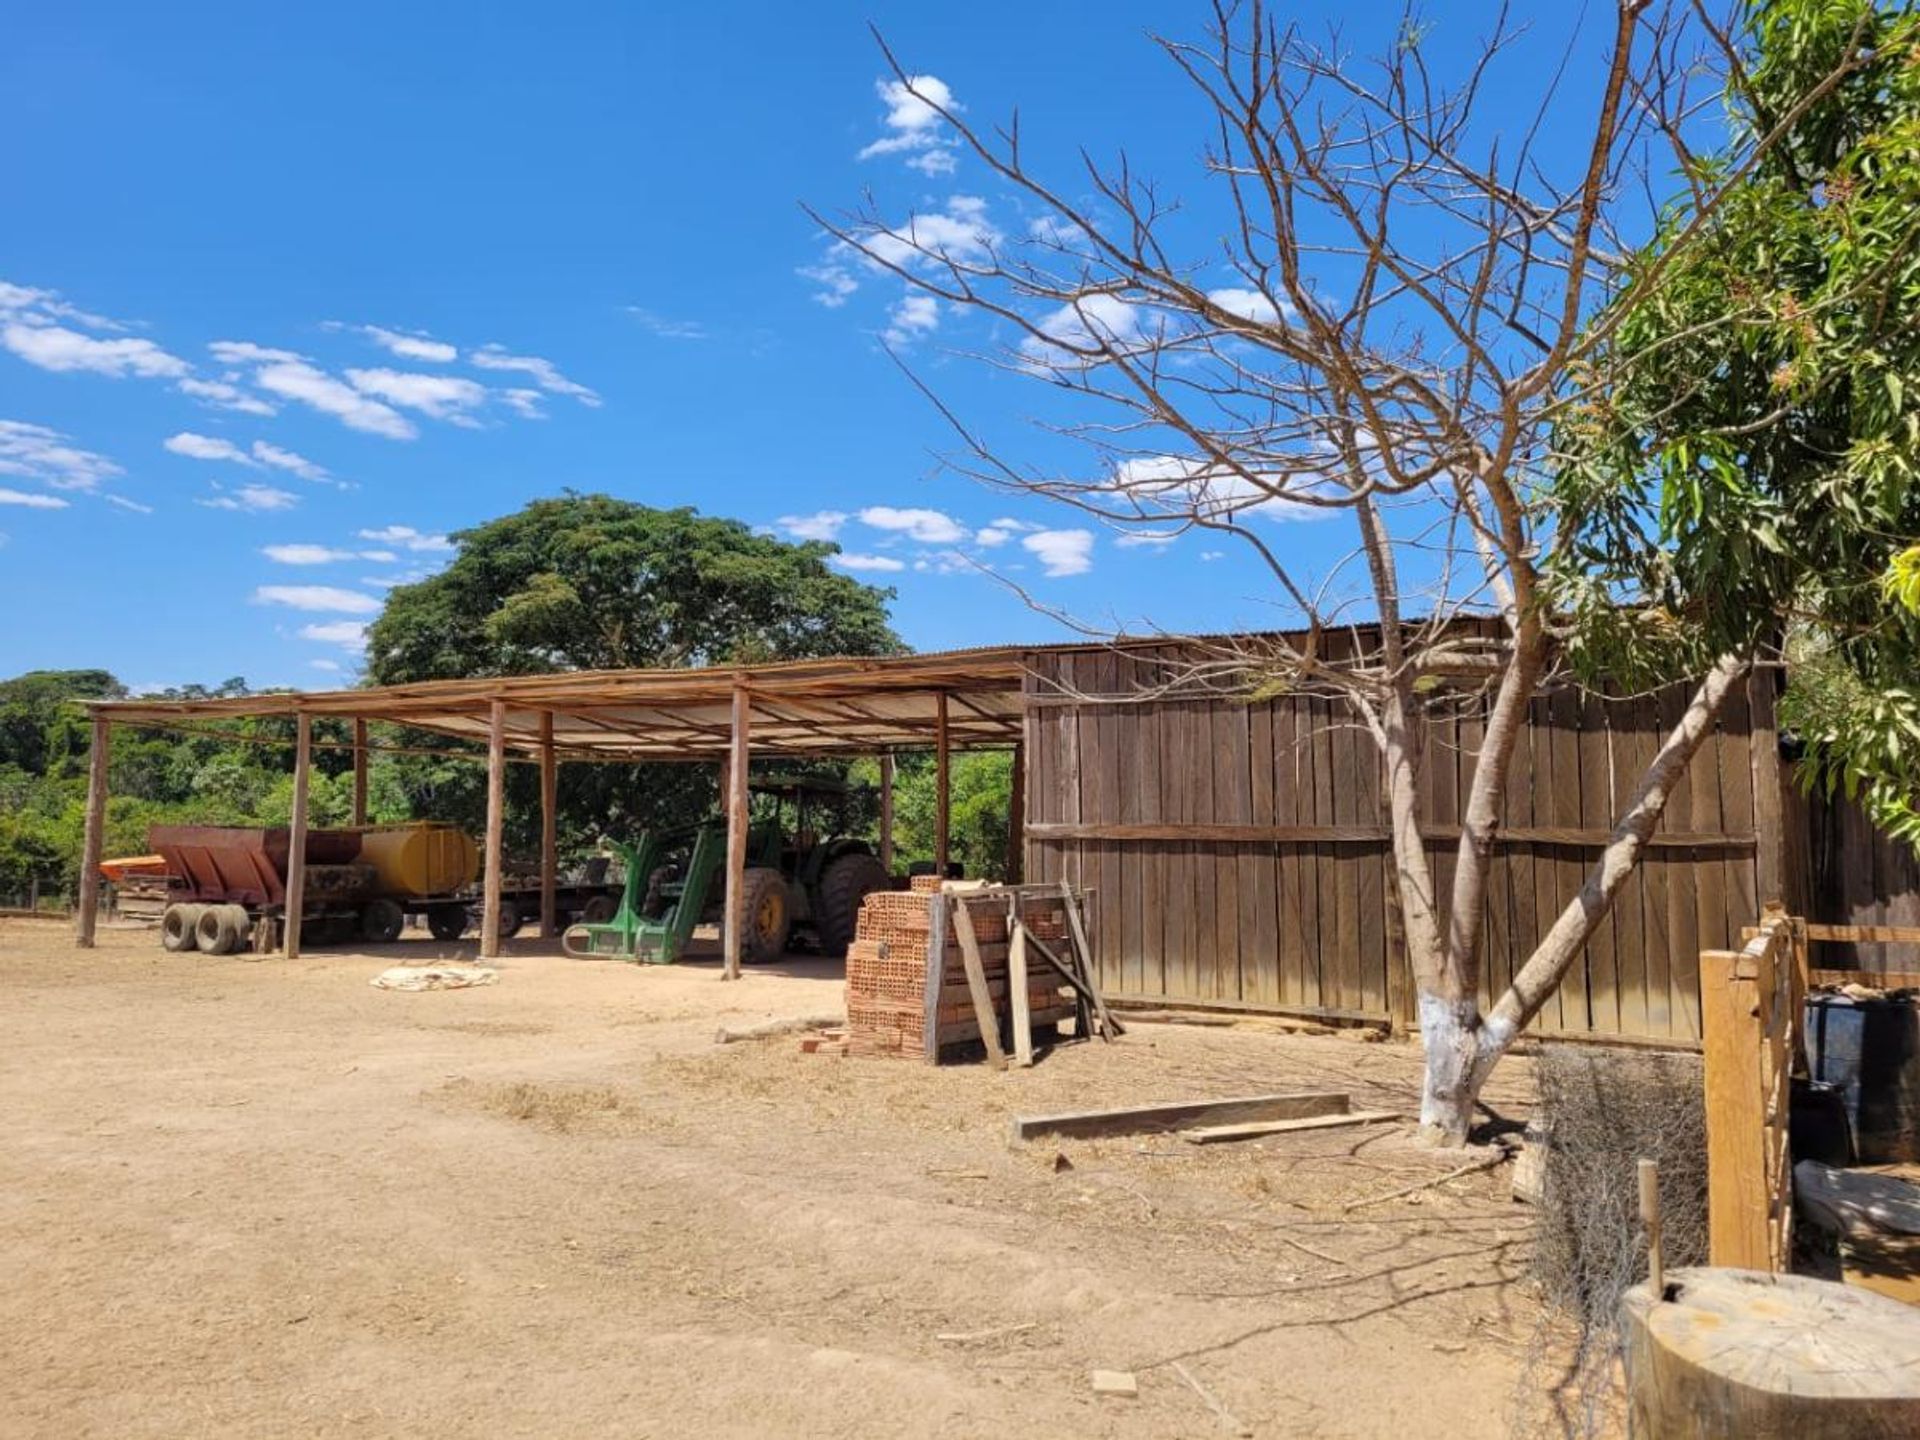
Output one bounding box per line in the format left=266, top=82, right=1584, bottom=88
left=1022, top=644, right=1786, bottom=1043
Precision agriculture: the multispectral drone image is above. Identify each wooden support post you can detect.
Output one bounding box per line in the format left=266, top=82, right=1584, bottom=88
left=1006, top=742, right=1025, bottom=884
left=952, top=897, right=1007, bottom=1071
left=1749, top=668, right=1786, bottom=911
left=1702, top=943, right=1771, bottom=1269
left=285, top=713, right=312, bottom=960
left=879, top=752, right=895, bottom=874
left=935, top=692, right=951, bottom=879
left=351, top=718, right=369, bottom=826
left=721, top=684, right=750, bottom=981
left=539, top=710, right=558, bottom=940
left=480, top=700, right=506, bottom=961
left=1640, top=1157, right=1665, bottom=1297
left=75, top=715, right=110, bottom=948
left=1009, top=902, right=1034, bottom=1068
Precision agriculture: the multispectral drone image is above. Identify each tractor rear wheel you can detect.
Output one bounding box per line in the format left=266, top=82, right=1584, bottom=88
left=738, top=866, right=792, bottom=963
left=161, top=903, right=205, bottom=953
left=816, top=851, right=889, bottom=957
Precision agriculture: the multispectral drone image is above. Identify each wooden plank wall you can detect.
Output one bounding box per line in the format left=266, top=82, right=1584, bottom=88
left=1804, top=784, right=1920, bottom=974
left=1022, top=644, right=1776, bottom=1043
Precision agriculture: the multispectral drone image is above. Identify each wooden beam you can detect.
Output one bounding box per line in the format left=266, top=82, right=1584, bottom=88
left=1702, top=942, right=1772, bottom=1268
left=721, top=683, right=750, bottom=981
left=1006, top=741, right=1025, bottom=884
left=1008, top=906, right=1034, bottom=1068
left=1182, top=1111, right=1401, bottom=1144
left=481, top=699, right=506, bottom=961
left=1026, top=820, right=1759, bottom=849
left=952, top=897, right=1007, bottom=1071
left=351, top=718, right=369, bottom=826
left=935, top=691, right=951, bottom=877
left=1750, top=670, right=1786, bottom=906
left=75, top=715, right=111, bottom=948
left=539, top=710, right=558, bottom=940
left=1009, top=1091, right=1350, bottom=1143
left=285, top=713, right=312, bottom=960
left=879, top=752, right=895, bottom=874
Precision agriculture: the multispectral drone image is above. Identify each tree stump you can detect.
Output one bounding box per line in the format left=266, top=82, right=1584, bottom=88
left=1621, top=1267, right=1920, bottom=1438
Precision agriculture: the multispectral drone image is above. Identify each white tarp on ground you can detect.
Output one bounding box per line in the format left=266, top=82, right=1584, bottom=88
left=371, top=964, right=498, bottom=992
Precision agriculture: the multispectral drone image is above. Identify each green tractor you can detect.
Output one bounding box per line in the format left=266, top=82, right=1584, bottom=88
left=563, top=775, right=892, bottom=964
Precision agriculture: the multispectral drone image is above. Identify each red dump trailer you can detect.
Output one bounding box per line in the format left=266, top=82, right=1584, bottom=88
left=144, top=824, right=617, bottom=954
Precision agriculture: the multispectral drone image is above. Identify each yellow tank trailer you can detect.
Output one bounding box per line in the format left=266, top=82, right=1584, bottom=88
left=354, top=824, right=478, bottom=898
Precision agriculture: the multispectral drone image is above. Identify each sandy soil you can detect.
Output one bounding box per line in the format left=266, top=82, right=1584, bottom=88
left=1, top=916, right=1554, bottom=1438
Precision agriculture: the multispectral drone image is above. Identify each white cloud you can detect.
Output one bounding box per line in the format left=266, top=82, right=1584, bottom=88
left=2, top=322, right=188, bottom=379
left=208, top=340, right=303, bottom=365
left=164, top=431, right=256, bottom=466
left=0, top=420, right=123, bottom=491
left=345, top=366, right=487, bottom=424
left=300, top=620, right=371, bottom=648
left=358, top=548, right=398, bottom=563
left=105, top=494, right=154, bottom=514
left=858, top=505, right=968, bottom=544
left=309, top=658, right=343, bottom=673
left=198, top=482, right=299, bottom=513
left=1022, top=528, right=1094, bottom=577
left=862, top=195, right=1001, bottom=272
left=859, top=75, right=961, bottom=175
left=253, top=359, right=417, bottom=439
left=498, top=388, right=546, bottom=419
left=0, top=487, right=69, bottom=509
left=779, top=510, right=849, bottom=542
left=256, top=585, right=381, bottom=615
left=358, top=524, right=452, bottom=552
left=1021, top=292, right=1147, bottom=365
left=1200, top=550, right=1225, bottom=561
left=883, top=293, right=939, bottom=347
left=357, top=325, right=457, bottom=363
left=468, top=346, right=600, bottom=407
left=832, top=552, right=907, bottom=573
left=177, top=376, right=277, bottom=416
left=0, top=280, right=127, bottom=332
left=626, top=307, right=708, bottom=341
left=263, top=543, right=355, bottom=565
left=1109, top=453, right=1323, bottom=522
left=1113, top=531, right=1179, bottom=548
left=974, top=526, right=1013, bottom=547
left=1206, top=287, right=1293, bottom=325
left=250, top=441, right=328, bottom=482
left=799, top=260, right=861, bottom=308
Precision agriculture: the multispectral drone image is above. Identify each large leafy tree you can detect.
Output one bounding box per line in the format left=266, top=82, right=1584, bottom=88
left=366, top=495, right=899, bottom=680
left=364, top=495, right=904, bottom=856
left=1554, top=1, right=1920, bottom=827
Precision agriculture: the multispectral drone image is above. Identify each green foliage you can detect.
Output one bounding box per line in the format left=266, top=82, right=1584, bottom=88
left=365, top=495, right=904, bottom=857
left=365, top=494, right=900, bottom=680
left=1549, top=0, right=1920, bottom=692
left=852, top=750, right=1014, bottom=881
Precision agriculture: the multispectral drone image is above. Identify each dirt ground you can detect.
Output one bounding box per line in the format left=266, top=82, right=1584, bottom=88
left=1, top=916, right=1564, bottom=1438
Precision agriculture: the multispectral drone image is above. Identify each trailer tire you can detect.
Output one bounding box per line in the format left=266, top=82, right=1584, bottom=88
left=360, top=898, right=405, bottom=944
left=161, top=903, right=204, bottom=953
left=579, top=894, right=617, bottom=925
left=194, top=904, right=246, bottom=955
left=427, top=906, right=468, bottom=942
left=472, top=898, right=525, bottom=942
left=816, top=852, right=890, bottom=957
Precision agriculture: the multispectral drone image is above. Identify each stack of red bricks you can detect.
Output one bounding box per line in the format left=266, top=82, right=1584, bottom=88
left=844, top=885, right=1068, bottom=1059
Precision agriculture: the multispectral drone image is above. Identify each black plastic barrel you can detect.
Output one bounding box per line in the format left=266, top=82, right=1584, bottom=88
left=1804, top=993, right=1920, bottom=1163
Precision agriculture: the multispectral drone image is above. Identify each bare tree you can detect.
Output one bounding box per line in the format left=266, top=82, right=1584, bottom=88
left=813, top=1, right=1861, bottom=1140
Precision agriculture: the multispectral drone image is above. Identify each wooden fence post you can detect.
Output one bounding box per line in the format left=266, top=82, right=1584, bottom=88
left=75, top=714, right=111, bottom=948
left=1702, top=920, right=1794, bottom=1271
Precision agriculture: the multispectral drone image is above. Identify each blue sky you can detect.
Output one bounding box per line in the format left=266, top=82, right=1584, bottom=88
left=0, top=2, right=1615, bottom=691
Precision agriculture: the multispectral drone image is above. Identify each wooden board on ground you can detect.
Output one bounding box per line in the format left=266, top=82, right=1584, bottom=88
left=1182, top=1110, right=1399, bottom=1144
left=1009, top=1090, right=1349, bottom=1143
